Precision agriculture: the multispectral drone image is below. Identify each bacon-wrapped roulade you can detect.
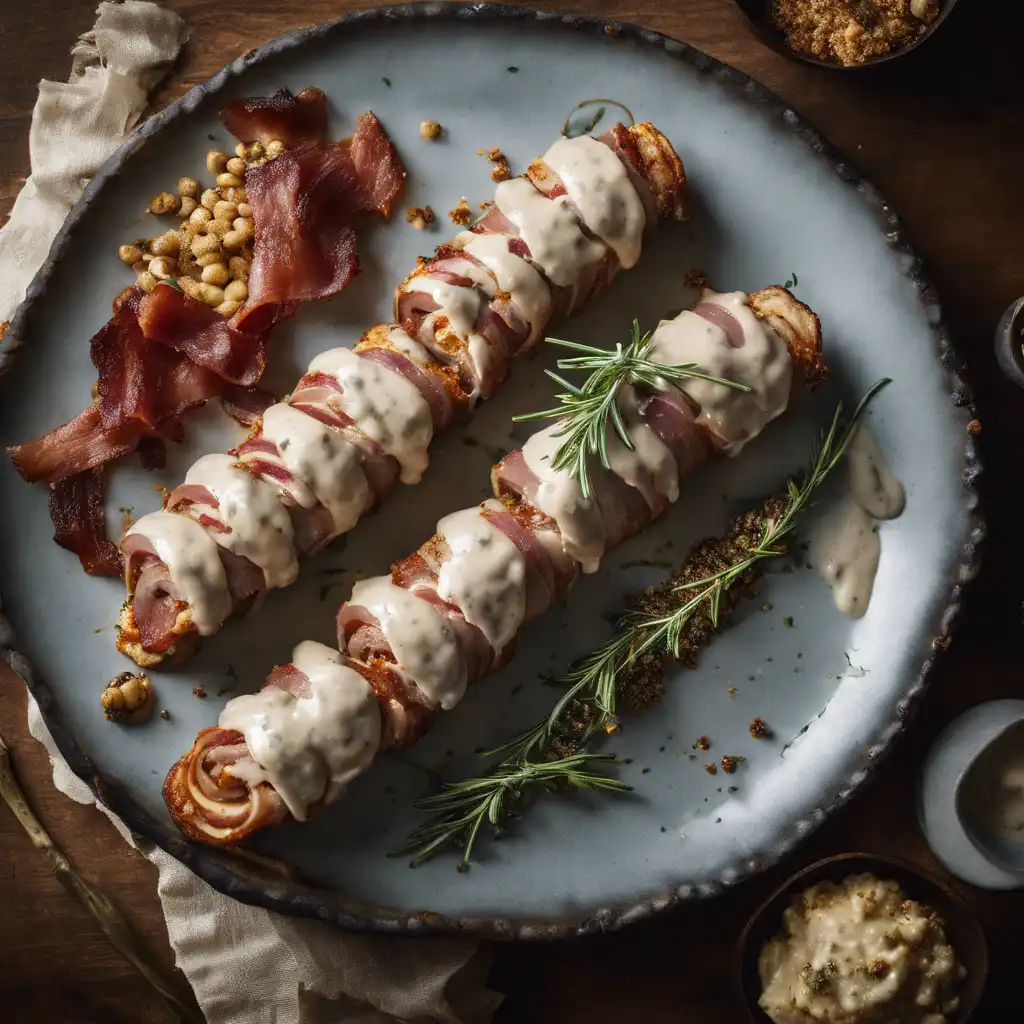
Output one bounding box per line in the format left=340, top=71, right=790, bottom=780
left=118, top=122, right=688, bottom=667
left=164, top=286, right=826, bottom=845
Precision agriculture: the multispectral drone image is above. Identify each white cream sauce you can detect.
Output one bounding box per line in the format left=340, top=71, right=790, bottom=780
left=456, top=231, right=552, bottom=348
left=494, top=176, right=606, bottom=290
left=649, top=291, right=793, bottom=454
left=521, top=423, right=607, bottom=573
left=957, top=723, right=1024, bottom=847
left=219, top=641, right=380, bottom=820
left=811, top=427, right=905, bottom=619
left=846, top=426, right=906, bottom=520
left=260, top=402, right=372, bottom=536
left=400, top=264, right=504, bottom=387
left=810, top=500, right=880, bottom=619
left=603, top=384, right=679, bottom=510
left=309, top=347, right=433, bottom=485
left=385, top=325, right=434, bottom=367
left=183, top=454, right=298, bottom=590
left=436, top=506, right=527, bottom=652
left=542, top=136, right=646, bottom=269
left=126, top=511, right=232, bottom=636
left=350, top=576, right=467, bottom=709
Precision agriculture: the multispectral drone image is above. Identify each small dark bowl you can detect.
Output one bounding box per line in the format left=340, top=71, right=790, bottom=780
left=736, top=853, right=988, bottom=1024
left=732, top=0, right=961, bottom=70
left=995, top=297, right=1024, bottom=391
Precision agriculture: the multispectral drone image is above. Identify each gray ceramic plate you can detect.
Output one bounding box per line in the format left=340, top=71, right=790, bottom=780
left=0, top=4, right=982, bottom=938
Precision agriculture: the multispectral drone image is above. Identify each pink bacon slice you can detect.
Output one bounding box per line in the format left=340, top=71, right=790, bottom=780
left=164, top=287, right=824, bottom=846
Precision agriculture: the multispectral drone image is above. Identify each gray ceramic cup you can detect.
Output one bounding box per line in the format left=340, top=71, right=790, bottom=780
left=995, top=297, right=1024, bottom=389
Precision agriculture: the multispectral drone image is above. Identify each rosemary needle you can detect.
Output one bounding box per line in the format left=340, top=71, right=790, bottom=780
left=514, top=321, right=750, bottom=498
left=398, top=379, right=890, bottom=866
left=0, top=732, right=202, bottom=1023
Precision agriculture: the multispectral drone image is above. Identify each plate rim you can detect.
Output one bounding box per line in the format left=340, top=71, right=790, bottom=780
left=0, top=2, right=985, bottom=939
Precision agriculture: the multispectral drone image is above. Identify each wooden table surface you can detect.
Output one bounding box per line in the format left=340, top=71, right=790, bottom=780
left=1, top=1, right=1022, bottom=1021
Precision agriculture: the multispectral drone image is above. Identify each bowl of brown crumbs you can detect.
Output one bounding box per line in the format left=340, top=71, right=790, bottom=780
left=733, top=0, right=959, bottom=69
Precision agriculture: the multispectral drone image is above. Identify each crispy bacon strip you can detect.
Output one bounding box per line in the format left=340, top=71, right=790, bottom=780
left=49, top=468, right=123, bottom=576
left=165, top=288, right=825, bottom=845
left=220, top=383, right=277, bottom=427
left=235, top=113, right=405, bottom=334
left=138, top=284, right=268, bottom=386
left=221, top=87, right=328, bottom=147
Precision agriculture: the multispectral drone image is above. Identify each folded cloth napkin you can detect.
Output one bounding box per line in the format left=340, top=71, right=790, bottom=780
left=1, top=5, right=500, bottom=1022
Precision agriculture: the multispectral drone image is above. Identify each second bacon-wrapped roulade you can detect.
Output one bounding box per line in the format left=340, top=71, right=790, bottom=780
left=164, top=285, right=826, bottom=845
left=117, top=122, right=688, bottom=667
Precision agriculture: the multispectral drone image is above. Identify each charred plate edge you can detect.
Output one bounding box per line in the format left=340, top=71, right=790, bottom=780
left=0, top=2, right=985, bottom=940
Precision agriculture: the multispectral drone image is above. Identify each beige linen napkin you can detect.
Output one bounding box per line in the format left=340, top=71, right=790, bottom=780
left=1, top=5, right=500, bottom=1022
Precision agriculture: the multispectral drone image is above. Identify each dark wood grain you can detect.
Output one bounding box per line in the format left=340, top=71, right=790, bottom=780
left=1, top=2, right=1022, bottom=1022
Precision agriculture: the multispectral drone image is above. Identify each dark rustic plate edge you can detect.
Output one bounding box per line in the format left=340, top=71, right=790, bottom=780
left=0, top=2, right=985, bottom=940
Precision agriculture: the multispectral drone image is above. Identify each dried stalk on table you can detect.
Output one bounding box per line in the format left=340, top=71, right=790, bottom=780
left=0, top=732, right=202, bottom=1024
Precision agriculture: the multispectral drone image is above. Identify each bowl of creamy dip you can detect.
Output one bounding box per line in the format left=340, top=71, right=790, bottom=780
left=737, top=853, right=987, bottom=1024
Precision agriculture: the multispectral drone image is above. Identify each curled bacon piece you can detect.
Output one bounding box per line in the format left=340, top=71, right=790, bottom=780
left=163, top=727, right=287, bottom=846
left=220, top=383, right=277, bottom=428
left=165, top=287, right=825, bottom=845
left=221, top=86, right=328, bottom=147
left=236, top=113, right=405, bottom=334
left=138, top=284, right=268, bottom=385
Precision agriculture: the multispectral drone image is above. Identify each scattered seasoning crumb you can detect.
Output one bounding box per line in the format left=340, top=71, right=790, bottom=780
left=659, top=745, right=666, bottom=753
left=783, top=615, right=795, bottom=628
left=727, top=684, right=737, bottom=696
left=448, top=197, right=472, bottom=226
left=684, top=268, right=710, bottom=291
left=477, top=146, right=512, bottom=182
left=688, top=754, right=698, bottom=761
left=660, top=826, right=667, bottom=833
left=192, top=686, right=207, bottom=699
left=159, top=709, right=170, bottom=720
left=772, top=0, right=939, bottom=67
left=728, top=785, right=739, bottom=793
left=641, top=768, right=651, bottom=775
left=382, top=77, right=392, bottom=87
left=747, top=674, right=756, bottom=682
left=694, top=735, right=710, bottom=750
left=405, top=205, right=435, bottom=231
left=420, top=120, right=443, bottom=140
left=967, top=418, right=981, bottom=437
left=749, top=717, right=772, bottom=740
left=479, top=200, right=495, bottom=210
left=721, top=755, right=741, bottom=774
left=715, top=817, right=722, bottom=824
left=760, top=601, right=773, bottom=612
left=703, top=762, right=718, bottom=775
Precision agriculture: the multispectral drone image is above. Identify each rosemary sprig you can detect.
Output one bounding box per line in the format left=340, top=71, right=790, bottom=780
left=513, top=321, right=751, bottom=498
left=397, top=380, right=890, bottom=866
left=0, top=732, right=202, bottom=1022
left=392, top=753, right=631, bottom=867
left=501, top=378, right=890, bottom=761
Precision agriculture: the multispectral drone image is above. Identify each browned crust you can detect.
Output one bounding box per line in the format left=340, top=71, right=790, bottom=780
left=621, top=121, right=689, bottom=222
left=749, top=285, right=828, bottom=389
